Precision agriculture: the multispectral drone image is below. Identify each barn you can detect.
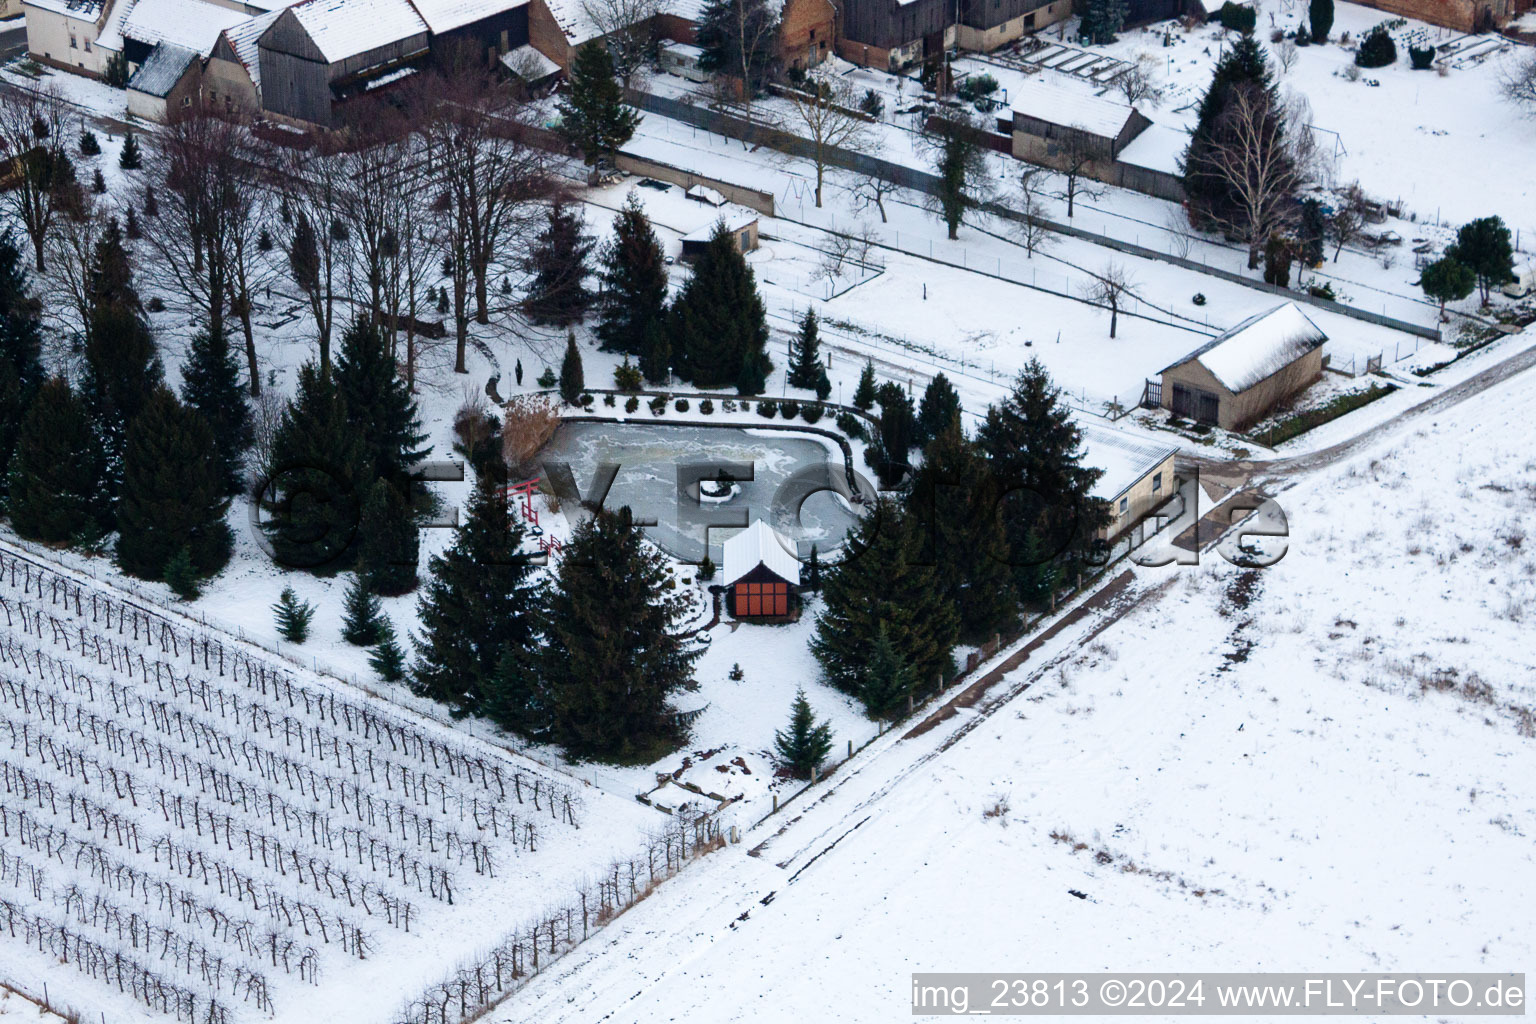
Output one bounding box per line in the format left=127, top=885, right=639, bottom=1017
left=723, top=520, right=800, bottom=621
left=1009, top=77, right=1151, bottom=166
left=1158, top=302, right=1327, bottom=432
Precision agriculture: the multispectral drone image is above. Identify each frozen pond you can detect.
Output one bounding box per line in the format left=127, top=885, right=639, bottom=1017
left=537, top=421, right=864, bottom=565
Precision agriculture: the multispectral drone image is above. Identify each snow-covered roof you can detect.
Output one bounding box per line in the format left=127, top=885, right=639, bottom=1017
left=287, top=0, right=428, bottom=63
left=1010, top=76, right=1137, bottom=138
left=126, top=40, right=198, bottom=95
left=500, top=43, right=559, bottom=81
left=1116, top=122, right=1187, bottom=175
left=405, top=0, right=524, bottom=34
left=94, top=0, right=137, bottom=51
left=682, top=205, right=757, bottom=242
left=1164, top=302, right=1328, bottom=394
left=723, top=520, right=800, bottom=587
left=539, top=0, right=716, bottom=46
left=24, top=0, right=106, bottom=24
left=121, top=0, right=251, bottom=56
left=1082, top=425, right=1177, bottom=503
left=686, top=183, right=726, bottom=206
left=659, top=39, right=703, bottom=58
left=218, top=8, right=283, bottom=92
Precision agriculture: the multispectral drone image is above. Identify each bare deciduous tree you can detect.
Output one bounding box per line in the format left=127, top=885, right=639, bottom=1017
left=842, top=170, right=899, bottom=223
left=43, top=185, right=107, bottom=344
left=1499, top=49, right=1536, bottom=116
left=1116, top=56, right=1164, bottom=107
left=578, top=0, right=663, bottom=89
left=273, top=137, right=355, bottom=375
left=919, top=107, right=994, bottom=239
left=780, top=70, right=875, bottom=207
left=0, top=85, right=75, bottom=272
left=1012, top=165, right=1053, bottom=258
left=1329, top=181, right=1370, bottom=262
left=1196, top=85, right=1309, bottom=268
left=1052, top=131, right=1107, bottom=219
left=1084, top=261, right=1135, bottom=338
left=1275, top=38, right=1299, bottom=74
left=416, top=55, right=556, bottom=373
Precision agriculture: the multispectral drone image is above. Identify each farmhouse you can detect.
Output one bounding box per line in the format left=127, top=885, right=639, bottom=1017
left=723, top=520, right=800, bottom=620
left=1082, top=424, right=1178, bottom=541
left=1158, top=302, right=1327, bottom=432
left=22, top=0, right=112, bottom=76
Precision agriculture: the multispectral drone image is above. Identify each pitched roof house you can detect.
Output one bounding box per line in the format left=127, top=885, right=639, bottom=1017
left=723, top=520, right=800, bottom=620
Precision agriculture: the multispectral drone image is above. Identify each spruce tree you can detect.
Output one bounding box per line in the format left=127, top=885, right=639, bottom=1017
left=340, top=573, right=383, bottom=645
left=273, top=587, right=314, bottom=643
left=369, top=620, right=407, bottom=682
left=1447, top=216, right=1515, bottom=305
left=861, top=623, right=916, bottom=720
left=787, top=308, right=824, bottom=391
left=670, top=223, right=770, bottom=389
left=116, top=388, right=232, bottom=581
left=262, top=363, right=370, bottom=572
left=976, top=359, right=1109, bottom=578
left=557, top=42, right=641, bottom=164
left=773, top=688, right=834, bottom=779
left=811, top=497, right=959, bottom=698
left=163, top=546, right=199, bottom=600
left=0, top=234, right=45, bottom=495
left=695, top=0, right=781, bottom=94
left=357, top=478, right=419, bottom=595
left=1181, top=37, right=1278, bottom=232
left=914, top=372, right=961, bottom=445
left=413, top=476, right=542, bottom=721
left=118, top=129, right=141, bottom=170
left=596, top=192, right=669, bottom=362
left=540, top=506, right=700, bottom=761
left=334, top=316, right=427, bottom=483
left=181, top=326, right=252, bottom=495
left=559, top=331, right=585, bottom=404
left=852, top=360, right=878, bottom=410
left=865, top=381, right=917, bottom=488
left=806, top=543, right=821, bottom=592
left=906, top=421, right=1019, bottom=639
left=1309, top=0, right=1334, bottom=41
left=522, top=201, right=595, bottom=327
left=79, top=130, right=101, bottom=156
left=81, top=218, right=163, bottom=521
left=7, top=377, right=100, bottom=544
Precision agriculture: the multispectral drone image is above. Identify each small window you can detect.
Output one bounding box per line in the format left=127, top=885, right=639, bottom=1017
left=69, top=35, right=78, bottom=48
left=83, top=38, right=91, bottom=52
left=1152, top=472, right=1163, bottom=493
left=1119, top=497, right=1129, bottom=516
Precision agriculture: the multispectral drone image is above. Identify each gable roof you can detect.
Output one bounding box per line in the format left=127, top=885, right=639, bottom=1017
left=682, top=204, right=757, bottom=242
left=405, top=0, right=525, bottom=33
left=284, top=0, right=428, bottom=63
left=216, top=8, right=283, bottom=93
left=1163, top=302, right=1328, bottom=394
left=1081, top=424, right=1177, bottom=503
left=22, top=0, right=106, bottom=23
left=121, top=0, right=252, bottom=56
left=1010, top=76, right=1137, bottom=138
left=126, top=40, right=198, bottom=95
left=723, top=520, right=801, bottom=587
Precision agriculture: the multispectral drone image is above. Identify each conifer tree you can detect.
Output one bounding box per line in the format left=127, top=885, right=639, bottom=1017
left=0, top=234, right=45, bottom=494
left=811, top=497, right=959, bottom=698
left=1447, top=216, right=1516, bottom=305
left=559, top=331, right=585, bottom=404
left=116, top=388, right=232, bottom=581
left=357, top=478, right=419, bottom=595
left=596, top=192, right=669, bottom=361
left=670, top=223, right=770, bottom=390
left=860, top=623, right=916, bottom=720
left=522, top=201, right=595, bottom=326
left=907, top=421, right=1019, bottom=639
left=557, top=42, right=641, bottom=164
left=163, top=546, right=199, bottom=600
left=181, top=327, right=252, bottom=495
left=79, top=130, right=101, bottom=156
left=865, top=381, right=916, bottom=488
left=540, top=506, right=700, bottom=761
left=262, top=363, right=369, bottom=572
left=806, top=543, right=822, bottom=592
left=914, top=372, right=961, bottom=445
left=773, top=689, right=834, bottom=778
left=787, top=307, right=824, bottom=391
left=340, top=573, right=383, bottom=645
left=369, top=619, right=407, bottom=682
left=413, top=477, right=542, bottom=721
left=1309, top=0, right=1333, bottom=41
left=118, top=129, right=141, bottom=170
left=641, top=319, right=671, bottom=385
left=696, top=0, right=781, bottom=95
left=333, top=316, right=426, bottom=483
left=1420, top=255, right=1475, bottom=317
left=1181, top=37, right=1278, bottom=231
left=7, top=377, right=100, bottom=544
left=81, top=218, right=162, bottom=521
left=977, top=359, right=1109, bottom=577
left=273, top=587, right=314, bottom=643
left=852, top=359, right=877, bottom=410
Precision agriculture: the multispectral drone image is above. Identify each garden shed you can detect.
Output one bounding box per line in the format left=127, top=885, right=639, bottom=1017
left=723, top=520, right=799, bottom=620
left=1158, top=302, right=1327, bottom=432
